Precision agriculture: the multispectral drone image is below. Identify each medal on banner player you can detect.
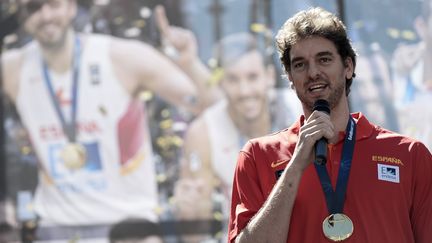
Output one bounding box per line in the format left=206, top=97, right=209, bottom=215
left=43, top=36, right=86, bottom=171
left=314, top=116, right=357, bottom=242
left=60, top=143, right=87, bottom=170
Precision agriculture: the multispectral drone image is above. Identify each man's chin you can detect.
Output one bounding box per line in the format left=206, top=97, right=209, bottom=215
left=239, top=111, right=261, bottom=122
left=38, top=38, right=65, bottom=50
left=35, top=31, right=68, bottom=49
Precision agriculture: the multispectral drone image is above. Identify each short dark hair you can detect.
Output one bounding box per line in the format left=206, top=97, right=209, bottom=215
left=18, top=0, right=76, bottom=19
left=275, top=7, right=357, bottom=95
left=213, top=32, right=263, bottom=68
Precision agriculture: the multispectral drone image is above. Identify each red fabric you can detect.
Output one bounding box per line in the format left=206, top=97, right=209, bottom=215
left=228, top=113, right=432, bottom=243
left=117, top=101, right=146, bottom=165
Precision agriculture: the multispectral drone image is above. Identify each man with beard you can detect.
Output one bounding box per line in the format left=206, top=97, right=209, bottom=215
left=170, top=32, right=301, bottom=242
left=0, top=0, right=213, bottom=241
left=228, top=7, right=432, bottom=243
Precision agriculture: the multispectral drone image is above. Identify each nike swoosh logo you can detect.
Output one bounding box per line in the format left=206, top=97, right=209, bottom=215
left=270, top=159, right=289, bottom=168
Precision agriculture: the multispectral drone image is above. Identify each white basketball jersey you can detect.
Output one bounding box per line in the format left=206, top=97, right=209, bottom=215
left=203, top=100, right=240, bottom=191
left=16, top=35, right=158, bottom=225
left=204, top=90, right=301, bottom=193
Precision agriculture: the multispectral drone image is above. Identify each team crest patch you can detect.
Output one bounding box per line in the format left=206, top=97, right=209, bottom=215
left=377, top=164, right=400, bottom=183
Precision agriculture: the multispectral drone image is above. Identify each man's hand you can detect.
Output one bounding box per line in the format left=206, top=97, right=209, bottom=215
left=291, top=111, right=335, bottom=171
left=392, top=42, right=425, bottom=75
left=155, top=5, right=198, bottom=68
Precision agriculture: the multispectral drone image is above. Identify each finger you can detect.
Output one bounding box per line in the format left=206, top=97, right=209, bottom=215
left=310, top=110, right=330, bottom=119
left=301, top=118, right=334, bottom=142
left=154, top=5, right=170, bottom=38
left=305, top=111, right=332, bottom=128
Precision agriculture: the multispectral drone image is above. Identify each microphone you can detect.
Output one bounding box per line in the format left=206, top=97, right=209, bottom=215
left=313, top=99, right=330, bottom=165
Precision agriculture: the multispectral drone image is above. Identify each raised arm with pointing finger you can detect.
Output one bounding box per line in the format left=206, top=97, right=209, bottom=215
left=154, top=5, right=223, bottom=111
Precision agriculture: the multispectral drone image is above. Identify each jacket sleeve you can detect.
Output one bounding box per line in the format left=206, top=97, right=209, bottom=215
left=227, top=142, right=267, bottom=243
left=410, top=142, right=432, bottom=243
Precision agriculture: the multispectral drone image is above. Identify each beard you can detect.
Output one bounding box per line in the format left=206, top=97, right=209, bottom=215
left=296, top=78, right=346, bottom=112
left=35, top=22, right=70, bottom=51
left=228, top=95, right=268, bottom=123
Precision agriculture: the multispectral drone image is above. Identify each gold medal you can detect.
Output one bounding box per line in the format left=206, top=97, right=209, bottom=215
left=60, top=143, right=87, bottom=170
left=322, top=213, right=353, bottom=242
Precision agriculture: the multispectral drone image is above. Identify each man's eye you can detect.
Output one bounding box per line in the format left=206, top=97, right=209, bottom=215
left=48, top=0, right=62, bottom=8
left=293, top=62, right=305, bottom=70
left=25, top=1, right=44, bottom=15
left=320, top=57, right=332, bottom=63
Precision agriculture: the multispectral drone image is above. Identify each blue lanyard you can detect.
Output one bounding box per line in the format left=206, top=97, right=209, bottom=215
left=42, top=36, right=81, bottom=142
left=403, top=76, right=416, bottom=104
left=314, top=116, right=356, bottom=214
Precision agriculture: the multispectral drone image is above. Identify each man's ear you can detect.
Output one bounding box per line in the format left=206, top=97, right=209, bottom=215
left=287, top=71, right=294, bottom=86
left=290, top=81, right=295, bottom=90
left=344, top=57, right=354, bottom=80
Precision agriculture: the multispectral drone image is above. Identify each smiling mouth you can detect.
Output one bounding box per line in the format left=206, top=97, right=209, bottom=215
left=309, top=84, right=328, bottom=92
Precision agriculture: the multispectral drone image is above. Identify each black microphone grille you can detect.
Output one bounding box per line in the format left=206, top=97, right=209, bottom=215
left=313, top=99, right=330, bottom=114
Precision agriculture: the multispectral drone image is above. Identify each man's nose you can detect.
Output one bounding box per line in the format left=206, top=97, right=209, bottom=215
left=238, top=79, right=254, bottom=96
left=39, top=4, right=55, bottom=21
left=307, top=62, right=320, bottom=80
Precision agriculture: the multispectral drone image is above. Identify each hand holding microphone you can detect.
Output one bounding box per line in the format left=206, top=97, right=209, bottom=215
left=313, top=99, right=330, bottom=165
left=291, top=99, right=333, bottom=171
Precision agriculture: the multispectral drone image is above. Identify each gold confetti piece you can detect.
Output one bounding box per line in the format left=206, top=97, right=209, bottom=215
left=213, top=211, right=223, bottom=221
left=386, top=28, right=400, bottom=39
left=208, top=67, right=224, bottom=86
left=153, top=206, right=164, bottom=215
left=171, top=136, right=183, bottom=147
left=401, top=30, right=417, bottom=41
left=157, top=137, right=168, bottom=148
left=159, top=119, right=173, bottom=130
left=133, top=19, right=146, bottom=28
left=250, top=23, right=266, bottom=33
left=161, top=109, right=170, bottom=118
left=21, top=146, right=31, bottom=155
left=139, top=91, right=153, bottom=101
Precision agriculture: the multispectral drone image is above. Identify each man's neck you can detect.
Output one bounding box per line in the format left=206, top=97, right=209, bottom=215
left=41, top=30, right=75, bottom=74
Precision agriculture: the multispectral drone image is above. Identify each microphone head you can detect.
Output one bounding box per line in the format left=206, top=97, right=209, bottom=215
left=313, top=99, right=330, bottom=114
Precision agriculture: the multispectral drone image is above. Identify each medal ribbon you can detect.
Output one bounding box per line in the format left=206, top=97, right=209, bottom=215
left=314, top=115, right=356, bottom=214
left=42, top=36, right=81, bottom=143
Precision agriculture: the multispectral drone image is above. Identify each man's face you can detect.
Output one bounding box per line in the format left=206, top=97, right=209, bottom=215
left=220, top=51, right=272, bottom=122
left=287, top=36, right=353, bottom=112
left=20, top=0, right=77, bottom=49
